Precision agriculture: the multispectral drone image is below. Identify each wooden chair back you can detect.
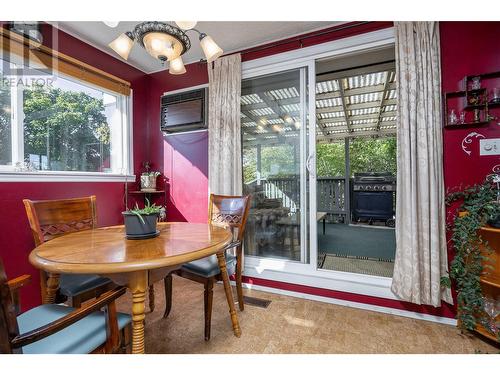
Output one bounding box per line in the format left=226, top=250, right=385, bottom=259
left=0, top=259, right=20, bottom=354
left=208, top=194, right=251, bottom=242
left=23, top=196, right=98, bottom=247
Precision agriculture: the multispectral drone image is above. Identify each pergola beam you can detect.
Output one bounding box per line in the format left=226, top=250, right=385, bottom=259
left=316, top=82, right=396, bottom=100
left=375, top=72, right=392, bottom=132
left=316, top=99, right=397, bottom=114
left=319, top=111, right=397, bottom=125
left=337, top=78, right=351, bottom=133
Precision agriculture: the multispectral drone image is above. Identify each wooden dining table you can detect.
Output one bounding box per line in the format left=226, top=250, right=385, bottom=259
left=28, top=222, right=240, bottom=354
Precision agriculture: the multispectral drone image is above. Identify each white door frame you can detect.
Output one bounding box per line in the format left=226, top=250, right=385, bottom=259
left=242, top=27, right=399, bottom=301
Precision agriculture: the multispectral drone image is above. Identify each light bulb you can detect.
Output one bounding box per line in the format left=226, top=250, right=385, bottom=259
left=143, top=32, right=180, bottom=61
left=108, top=33, right=134, bottom=60
left=199, top=34, right=223, bottom=63
left=169, top=56, right=186, bottom=75
left=175, top=21, right=197, bottom=30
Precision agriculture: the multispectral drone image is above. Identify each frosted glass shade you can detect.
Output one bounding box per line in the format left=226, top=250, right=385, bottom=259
left=200, top=35, right=223, bottom=63
left=104, top=21, right=119, bottom=28
left=143, top=32, right=182, bottom=61
left=175, top=21, right=197, bottom=30
left=169, top=56, right=186, bottom=75
left=108, top=33, right=134, bottom=60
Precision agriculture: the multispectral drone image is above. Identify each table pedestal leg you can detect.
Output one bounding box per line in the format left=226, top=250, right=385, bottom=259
left=216, top=252, right=241, bottom=338
left=44, top=273, right=60, bottom=304
left=129, top=271, right=148, bottom=354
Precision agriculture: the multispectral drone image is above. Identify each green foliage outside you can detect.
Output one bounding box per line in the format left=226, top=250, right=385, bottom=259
left=243, top=136, right=397, bottom=183
left=23, top=85, right=110, bottom=171
left=0, top=78, right=11, bottom=165
left=0, top=71, right=111, bottom=172
left=317, top=137, right=397, bottom=177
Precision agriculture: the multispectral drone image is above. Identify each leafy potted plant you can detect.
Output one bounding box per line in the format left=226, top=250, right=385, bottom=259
left=122, top=199, right=162, bottom=239
left=140, top=161, right=161, bottom=192
left=445, top=174, right=500, bottom=340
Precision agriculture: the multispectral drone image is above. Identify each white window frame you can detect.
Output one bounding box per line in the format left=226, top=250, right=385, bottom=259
left=241, top=27, right=399, bottom=301
left=0, top=65, right=135, bottom=182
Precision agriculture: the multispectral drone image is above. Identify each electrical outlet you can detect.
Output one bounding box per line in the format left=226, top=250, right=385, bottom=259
left=479, top=138, right=500, bottom=156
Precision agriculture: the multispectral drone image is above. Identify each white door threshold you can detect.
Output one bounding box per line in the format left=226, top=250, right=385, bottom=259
left=234, top=281, right=457, bottom=326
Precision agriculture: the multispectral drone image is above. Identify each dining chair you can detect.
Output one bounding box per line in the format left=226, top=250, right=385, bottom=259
left=0, top=258, right=132, bottom=354
left=163, top=194, right=251, bottom=341
left=23, top=196, right=115, bottom=307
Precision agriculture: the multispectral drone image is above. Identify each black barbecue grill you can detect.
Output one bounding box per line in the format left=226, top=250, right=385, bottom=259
left=351, top=172, right=396, bottom=226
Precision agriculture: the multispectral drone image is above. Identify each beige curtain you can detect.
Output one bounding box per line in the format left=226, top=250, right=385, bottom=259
left=208, top=54, right=243, bottom=195
left=391, top=22, right=452, bottom=306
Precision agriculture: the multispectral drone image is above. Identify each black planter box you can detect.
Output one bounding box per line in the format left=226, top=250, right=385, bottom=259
left=122, top=212, right=159, bottom=239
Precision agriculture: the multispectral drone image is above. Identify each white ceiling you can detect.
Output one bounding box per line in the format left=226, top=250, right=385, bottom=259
left=56, top=21, right=341, bottom=73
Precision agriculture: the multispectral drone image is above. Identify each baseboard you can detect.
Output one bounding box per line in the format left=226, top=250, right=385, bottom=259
left=234, top=281, right=457, bottom=326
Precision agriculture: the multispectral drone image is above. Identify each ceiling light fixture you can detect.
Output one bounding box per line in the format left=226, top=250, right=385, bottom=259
left=103, top=21, right=119, bottom=28
left=108, top=21, right=223, bottom=75
left=175, top=21, right=197, bottom=30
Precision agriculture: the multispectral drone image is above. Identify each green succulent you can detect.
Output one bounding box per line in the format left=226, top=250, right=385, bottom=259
left=126, top=198, right=161, bottom=224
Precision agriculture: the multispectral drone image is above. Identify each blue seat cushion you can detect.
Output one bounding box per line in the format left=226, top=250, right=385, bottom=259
left=59, top=274, right=111, bottom=297
left=181, top=252, right=237, bottom=278
left=17, top=304, right=131, bottom=354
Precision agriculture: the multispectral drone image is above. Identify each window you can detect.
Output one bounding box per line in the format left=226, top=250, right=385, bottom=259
left=0, top=58, right=132, bottom=179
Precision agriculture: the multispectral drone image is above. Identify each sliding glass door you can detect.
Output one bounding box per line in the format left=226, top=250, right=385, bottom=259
left=241, top=66, right=309, bottom=262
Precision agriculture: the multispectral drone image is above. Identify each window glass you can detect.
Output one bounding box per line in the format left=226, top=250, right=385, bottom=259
left=0, top=59, right=128, bottom=174
left=0, top=65, right=11, bottom=166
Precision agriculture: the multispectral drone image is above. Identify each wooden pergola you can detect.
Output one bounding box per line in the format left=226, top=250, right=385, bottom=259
left=241, top=63, right=398, bottom=224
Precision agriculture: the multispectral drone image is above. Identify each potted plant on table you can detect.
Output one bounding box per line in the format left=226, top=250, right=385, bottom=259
left=444, top=173, right=500, bottom=341
left=122, top=199, right=162, bottom=239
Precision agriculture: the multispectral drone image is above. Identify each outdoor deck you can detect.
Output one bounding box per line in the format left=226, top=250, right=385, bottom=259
left=245, top=176, right=396, bottom=277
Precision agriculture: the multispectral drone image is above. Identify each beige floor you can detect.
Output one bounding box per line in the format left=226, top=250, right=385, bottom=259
left=116, top=276, right=499, bottom=354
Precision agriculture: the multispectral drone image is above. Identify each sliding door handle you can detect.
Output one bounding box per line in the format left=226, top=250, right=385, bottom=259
left=306, top=154, right=315, bottom=177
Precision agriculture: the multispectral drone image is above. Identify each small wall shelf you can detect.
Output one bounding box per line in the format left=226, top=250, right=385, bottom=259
left=443, top=71, right=500, bottom=129
left=124, top=178, right=168, bottom=221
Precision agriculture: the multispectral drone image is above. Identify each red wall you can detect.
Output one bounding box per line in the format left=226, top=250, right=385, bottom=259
left=151, top=22, right=393, bottom=224
left=4, top=21, right=499, bottom=318
left=0, top=23, right=151, bottom=310
left=151, top=21, right=500, bottom=319
left=441, top=22, right=500, bottom=190
left=149, top=63, right=209, bottom=222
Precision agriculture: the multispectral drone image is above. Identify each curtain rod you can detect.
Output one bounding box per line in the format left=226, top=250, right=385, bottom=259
left=200, top=21, right=373, bottom=64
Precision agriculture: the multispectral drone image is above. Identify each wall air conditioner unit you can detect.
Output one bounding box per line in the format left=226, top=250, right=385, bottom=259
left=160, top=87, right=208, bottom=134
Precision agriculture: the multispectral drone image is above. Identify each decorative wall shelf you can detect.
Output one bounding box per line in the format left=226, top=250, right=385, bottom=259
left=443, top=71, right=500, bottom=129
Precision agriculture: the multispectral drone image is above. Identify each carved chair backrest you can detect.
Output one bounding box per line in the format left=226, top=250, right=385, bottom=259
left=0, top=258, right=20, bottom=354
left=23, top=196, right=97, bottom=247
left=208, top=194, right=251, bottom=242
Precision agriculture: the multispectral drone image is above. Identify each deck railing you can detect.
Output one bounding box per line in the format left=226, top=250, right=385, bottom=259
left=251, top=176, right=348, bottom=221
left=316, top=177, right=348, bottom=220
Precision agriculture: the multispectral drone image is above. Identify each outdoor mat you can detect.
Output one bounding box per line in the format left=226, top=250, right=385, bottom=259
left=318, top=223, right=396, bottom=261
left=318, top=252, right=394, bottom=278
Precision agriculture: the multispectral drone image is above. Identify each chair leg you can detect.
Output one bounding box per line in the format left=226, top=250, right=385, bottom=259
left=163, top=273, right=173, bottom=319
left=236, top=259, right=244, bottom=312
left=71, top=295, right=82, bottom=308
left=204, top=277, right=214, bottom=341
left=149, top=285, right=155, bottom=313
